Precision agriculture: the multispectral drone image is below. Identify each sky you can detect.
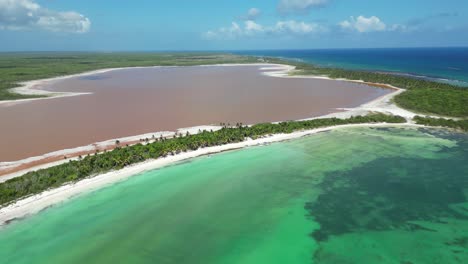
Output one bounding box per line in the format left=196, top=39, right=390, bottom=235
left=0, top=0, right=467, bottom=51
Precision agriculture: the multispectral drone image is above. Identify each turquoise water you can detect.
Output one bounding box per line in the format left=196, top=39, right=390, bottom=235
left=0, top=127, right=467, bottom=263
left=235, top=48, right=468, bottom=86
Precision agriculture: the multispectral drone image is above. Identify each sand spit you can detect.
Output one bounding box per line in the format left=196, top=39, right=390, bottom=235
left=0, top=123, right=424, bottom=227
left=1, top=66, right=177, bottom=106
left=0, top=126, right=221, bottom=181
left=260, top=65, right=432, bottom=121
left=0, top=64, right=285, bottom=107
left=0, top=63, right=432, bottom=227
left=1, top=62, right=416, bottom=123
left=0, top=82, right=398, bottom=179
left=0, top=63, right=417, bottom=180
left=0, top=62, right=392, bottom=166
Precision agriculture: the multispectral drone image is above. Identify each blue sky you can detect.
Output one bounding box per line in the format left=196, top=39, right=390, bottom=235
left=1, top=0, right=467, bottom=51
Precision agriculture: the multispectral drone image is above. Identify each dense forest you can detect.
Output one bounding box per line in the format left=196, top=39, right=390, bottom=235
left=414, top=116, right=468, bottom=131
left=0, top=113, right=406, bottom=206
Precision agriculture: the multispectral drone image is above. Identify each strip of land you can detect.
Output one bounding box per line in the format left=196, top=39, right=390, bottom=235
left=0, top=122, right=416, bottom=227
left=0, top=57, right=466, bottom=228
left=0, top=63, right=391, bottom=163
left=2, top=53, right=466, bottom=118
left=0, top=126, right=218, bottom=180
left=2, top=113, right=466, bottom=227
left=0, top=53, right=259, bottom=101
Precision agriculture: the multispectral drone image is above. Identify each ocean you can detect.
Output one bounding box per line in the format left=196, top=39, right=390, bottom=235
left=1, top=127, right=467, bottom=263
left=234, top=47, right=468, bottom=85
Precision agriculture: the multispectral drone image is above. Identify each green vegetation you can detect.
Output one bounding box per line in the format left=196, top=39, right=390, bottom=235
left=0, top=52, right=258, bottom=100
left=0, top=113, right=405, bottom=206
left=2, top=52, right=467, bottom=118
left=263, top=57, right=468, bottom=118
left=414, top=116, right=468, bottom=131
left=294, top=63, right=468, bottom=118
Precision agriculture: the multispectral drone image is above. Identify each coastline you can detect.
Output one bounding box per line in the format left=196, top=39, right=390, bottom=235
left=0, top=62, right=405, bottom=177
left=1, top=66, right=180, bottom=106
left=0, top=63, right=284, bottom=107
left=0, top=63, right=396, bottom=107
left=0, top=62, right=429, bottom=227
left=0, top=126, right=221, bottom=180
left=0, top=122, right=424, bottom=227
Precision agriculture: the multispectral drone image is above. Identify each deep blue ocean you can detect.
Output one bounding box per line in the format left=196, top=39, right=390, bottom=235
left=233, top=48, right=468, bottom=86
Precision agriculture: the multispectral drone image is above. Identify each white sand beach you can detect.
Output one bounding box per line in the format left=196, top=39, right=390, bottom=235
left=0, top=63, right=429, bottom=227
left=0, top=64, right=284, bottom=107
left=0, top=122, right=425, bottom=227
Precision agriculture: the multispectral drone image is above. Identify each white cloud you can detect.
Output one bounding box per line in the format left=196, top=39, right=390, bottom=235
left=339, top=16, right=386, bottom=33
left=389, top=24, right=409, bottom=32
left=204, top=22, right=243, bottom=40
left=203, top=20, right=326, bottom=40
left=273, top=20, right=326, bottom=34
left=278, top=0, right=329, bottom=14
left=245, top=20, right=263, bottom=34
left=0, top=0, right=90, bottom=33
left=246, top=8, right=261, bottom=20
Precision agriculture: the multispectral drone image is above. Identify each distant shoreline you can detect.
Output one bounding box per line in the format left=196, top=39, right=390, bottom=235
left=233, top=48, right=468, bottom=86
left=1, top=62, right=401, bottom=107
left=0, top=63, right=281, bottom=106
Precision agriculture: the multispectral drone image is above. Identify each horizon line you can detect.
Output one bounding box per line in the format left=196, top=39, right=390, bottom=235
left=1, top=46, right=468, bottom=54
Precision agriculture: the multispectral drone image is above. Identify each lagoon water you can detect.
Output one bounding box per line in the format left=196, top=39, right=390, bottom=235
left=0, top=127, right=467, bottom=263
left=0, top=65, right=388, bottom=161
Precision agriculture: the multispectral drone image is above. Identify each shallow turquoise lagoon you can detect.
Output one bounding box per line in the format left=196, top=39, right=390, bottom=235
left=0, top=127, right=467, bottom=264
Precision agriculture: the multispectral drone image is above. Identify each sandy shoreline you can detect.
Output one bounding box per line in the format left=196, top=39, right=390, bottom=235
left=0, top=62, right=395, bottom=107
left=0, top=62, right=400, bottom=175
left=0, top=62, right=426, bottom=227
left=0, top=63, right=286, bottom=107
left=0, top=66, right=176, bottom=107
left=0, top=122, right=424, bottom=227
left=0, top=126, right=221, bottom=180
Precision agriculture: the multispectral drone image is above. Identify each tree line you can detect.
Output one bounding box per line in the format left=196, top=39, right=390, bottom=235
left=414, top=116, right=468, bottom=131
left=3, top=53, right=466, bottom=118
left=264, top=57, right=468, bottom=118
left=0, top=113, right=405, bottom=206
left=0, top=53, right=258, bottom=100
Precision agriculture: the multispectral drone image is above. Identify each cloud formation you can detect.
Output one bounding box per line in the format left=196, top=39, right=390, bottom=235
left=339, top=16, right=387, bottom=32
left=0, top=0, right=90, bottom=33
left=245, top=8, right=261, bottom=21
left=204, top=20, right=326, bottom=40
left=278, top=0, right=329, bottom=14
left=274, top=20, right=326, bottom=34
